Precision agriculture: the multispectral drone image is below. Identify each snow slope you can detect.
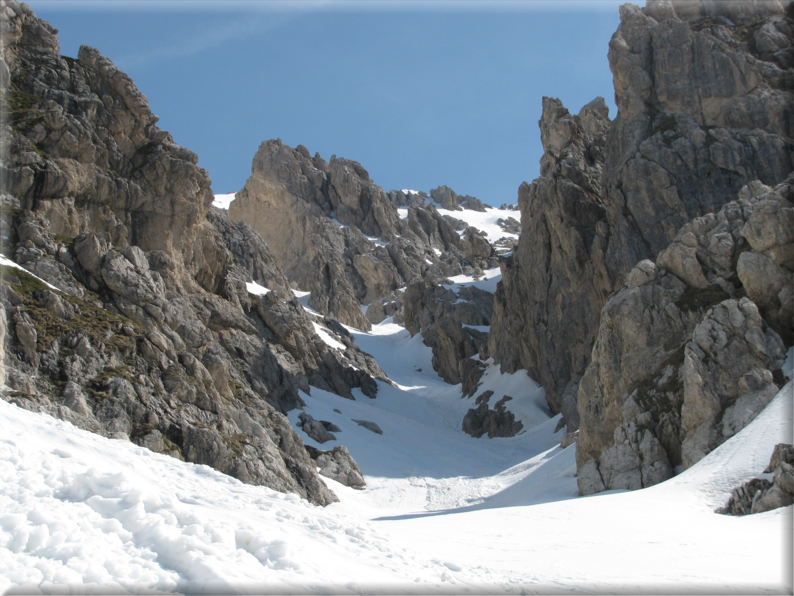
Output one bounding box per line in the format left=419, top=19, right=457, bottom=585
left=2, top=317, right=791, bottom=593
left=433, top=205, right=519, bottom=243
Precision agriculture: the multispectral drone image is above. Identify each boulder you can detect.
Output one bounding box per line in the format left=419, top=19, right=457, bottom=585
left=352, top=419, right=383, bottom=435
left=307, top=445, right=366, bottom=489
left=462, top=393, right=524, bottom=439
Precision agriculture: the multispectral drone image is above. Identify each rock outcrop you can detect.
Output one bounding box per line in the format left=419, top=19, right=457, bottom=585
left=306, top=445, right=366, bottom=489
left=462, top=391, right=524, bottom=439
left=430, top=185, right=488, bottom=212
left=489, top=97, right=612, bottom=430
left=489, top=0, right=793, bottom=432
left=403, top=279, right=492, bottom=394
left=0, top=1, right=386, bottom=505
left=228, top=140, right=495, bottom=330
left=717, top=442, right=794, bottom=515
left=576, top=177, right=792, bottom=495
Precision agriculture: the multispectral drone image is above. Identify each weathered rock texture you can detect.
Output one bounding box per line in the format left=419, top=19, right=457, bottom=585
left=489, top=96, right=612, bottom=430
left=430, top=185, right=488, bottom=212
left=717, top=443, right=794, bottom=515
left=228, top=140, right=496, bottom=330
left=576, top=177, right=792, bottom=495
left=306, top=445, right=366, bottom=489
left=489, top=0, right=794, bottom=432
left=462, top=391, right=524, bottom=439
left=0, top=1, right=386, bottom=505
left=404, top=279, right=492, bottom=395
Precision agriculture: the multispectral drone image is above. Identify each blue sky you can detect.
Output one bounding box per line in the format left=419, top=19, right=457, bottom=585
left=31, top=1, right=624, bottom=205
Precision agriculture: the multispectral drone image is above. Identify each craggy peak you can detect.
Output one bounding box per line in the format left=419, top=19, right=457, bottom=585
left=1, top=0, right=792, bottom=592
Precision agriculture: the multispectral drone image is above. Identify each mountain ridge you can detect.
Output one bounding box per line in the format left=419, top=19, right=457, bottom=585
left=1, top=0, right=792, bottom=511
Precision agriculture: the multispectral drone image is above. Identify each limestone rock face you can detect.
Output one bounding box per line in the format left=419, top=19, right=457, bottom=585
left=489, top=0, right=793, bottom=428
left=576, top=178, right=792, bottom=495
left=489, top=96, right=611, bottom=429
left=404, top=279, right=492, bottom=393
left=1, top=21, right=228, bottom=295
left=0, top=302, right=6, bottom=386
left=209, top=210, right=293, bottom=297
left=0, top=1, right=382, bottom=506
left=229, top=140, right=495, bottom=330
left=307, top=445, right=366, bottom=489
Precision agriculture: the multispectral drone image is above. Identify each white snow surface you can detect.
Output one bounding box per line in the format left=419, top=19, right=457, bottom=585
left=442, top=266, right=503, bottom=295
left=245, top=281, right=270, bottom=296
left=212, top=193, right=236, bottom=210
left=1, top=319, right=792, bottom=593
left=311, top=321, right=345, bottom=352
left=434, top=205, right=520, bottom=242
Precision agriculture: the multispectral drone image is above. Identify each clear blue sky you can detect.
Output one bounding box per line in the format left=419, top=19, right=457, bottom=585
left=31, top=1, right=624, bottom=206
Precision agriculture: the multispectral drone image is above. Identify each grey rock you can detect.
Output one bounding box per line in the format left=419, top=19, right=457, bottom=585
left=496, top=217, right=520, bottom=235
left=0, top=303, right=5, bottom=386
left=36, top=289, right=75, bottom=320
left=308, top=445, right=366, bottom=489
left=430, top=185, right=463, bottom=211
left=430, top=185, right=487, bottom=212
left=404, top=279, right=492, bottom=388
left=298, top=412, right=336, bottom=443
left=490, top=0, right=793, bottom=427
left=0, top=3, right=374, bottom=507
left=681, top=299, right=785, bottom=467
left=561, top=431, right=578, bottom=449
left=765, top=443, right=794, bottom=473
left=462, top=394, right=524, bottom=439
left=718, top=478, right=773, bottom=516
left=489, top=96, right=612, bottom=419
left=718, top=442, right=794, bottom=515
left=352, top=419, right=383, bottom=434
left=62, top=381, right=90, bottom=416
left=228, top=141, right=495, bottom=331
left=577, top=178, right=792, bottom=495
left=13, top=311, right=38, bottom=364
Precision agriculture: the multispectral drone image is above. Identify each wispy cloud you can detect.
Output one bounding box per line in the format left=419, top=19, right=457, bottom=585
left=113, top=12, right=299, bottom=69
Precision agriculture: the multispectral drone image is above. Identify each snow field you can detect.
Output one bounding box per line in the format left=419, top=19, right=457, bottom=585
left=433, top=205, right=520, bottom=243
left=442, top=266, right=504, bottom=295
left=2, top=380, right=790, bottom=593
left=338, top=382, right=793, bottom=592
left=0, top=398, right=472, bottom=594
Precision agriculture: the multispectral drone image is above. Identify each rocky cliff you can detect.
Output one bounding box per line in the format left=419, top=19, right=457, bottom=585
left=228, top=140, right=496, bottom=330
left=577, top=176, right=792, bottom=494
left=0, top=0, right=387, bottom=504
left=489, top=0, right=793, bottom=433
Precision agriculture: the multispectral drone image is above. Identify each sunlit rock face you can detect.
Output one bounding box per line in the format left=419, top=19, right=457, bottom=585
left=228, top=140, right=497, bottom=331
left=576, top=176, right=792, bottom=495
left=0, top=0, right=393, bottom=506
left=489, top=0, right=793, bottom=437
